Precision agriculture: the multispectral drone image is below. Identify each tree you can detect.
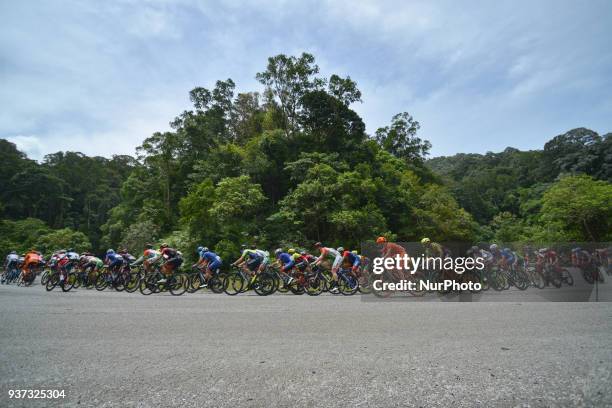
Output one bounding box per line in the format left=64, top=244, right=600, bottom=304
left=256, top=52, right=324, bottom=135
left=375, top=112, right=430, bottom=164
left=540, top=175, right=612, bottom=241
left=328, top=74, right=362, bottom=106
left=35, top=228, right=91, bottom=254
left=120, top=220, right=160, bottom=254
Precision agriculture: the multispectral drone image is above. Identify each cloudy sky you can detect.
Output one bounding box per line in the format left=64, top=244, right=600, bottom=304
left=1, top=0, right=611, bottom=160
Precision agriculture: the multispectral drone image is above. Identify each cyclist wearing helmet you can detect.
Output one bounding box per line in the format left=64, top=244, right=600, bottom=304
left=293, top=250, right=316, bottom=272
left=421, top=238, right=449, bottom=258
left=79, top=252, right=103, bottom=274
left=377, top=236, right=408, bottom=260
left=342, top=249, right=361, bottom=273
left=158, top=244, right=183, bottom=282
left=105, top=249, right=125, bottom=273
left=118, top=248, right=136, bottom=264
left=571, top=247, right=591, bottom=267
left=131, top=243, right=161, bottom=273
left=274, top=248, right=295, bottom=284
left=194, top=246, right=222, bottom=286
left=232, top=244, right=265, bottom=275
left=313, top=242, right=343, bottom=293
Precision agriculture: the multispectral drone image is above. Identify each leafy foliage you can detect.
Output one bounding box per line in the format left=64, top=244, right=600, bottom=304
left=1, top=54, right=610, bottom=260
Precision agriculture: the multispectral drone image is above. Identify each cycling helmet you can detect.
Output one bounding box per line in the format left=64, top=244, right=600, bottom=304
left=288, top=248, right=296, bottom=254
left=10, top=250, right=16, bottom=254
left=241, top=244, right=248, bottom=250
left=67, top=248, right=74, bottom=252
left=503, top=248, right=512, bottom=253
left=421, top=238, right=431, bottom=245
left=300, top=250, right=307, bottom=256
left=336, top=247, right=344, bottom=253
left=250, top=244, right=257, bottom=250
left=144, top=243, right=153, bottom=250
left=274, top=248, right=283, bottom=257
left=489, top=244, right=498, bottom=251
left=160, top=243, right=169, bottom=249
left=352, top=250, right=358, bottom=254
left=571, top=247, right=580, bottom=253
left=376, top=236, right=387, bottom=244
left=314, top=242, right=322, bottom=248
left=202, top=247, right=209, bottom=253
left=106, top=249, right=115, bottom=255
left=197, top=246, right=204, bottom=253
left=471, top=246, right=480, bottom=253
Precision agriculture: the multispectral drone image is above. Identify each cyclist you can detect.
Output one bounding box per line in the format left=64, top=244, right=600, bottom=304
left=571, top=247, right=591, bottom=268
left=341, top=248, right=361, bottom=275
left=3, top=251, right=20, bottom=283
left=194, top=246, right=222, bottom=287
left=232, top=245, right=264, bottom=276
left=274, top=248, right=295, bottom=284
left=294, top=250, right=316, bottom=273
left=376, top=236, right=407, bottom=259
left=21, top=249, right=44, bottom=284
left=104, top=249, right=125, bottom=274
left=56, top=249, right=80, bottom=282
left=158, top=244, right=183, bottom=283
left=118, top=248, right=137, bottom=265
left=79, top=252, right=103, bottom=275
left=538, top=248, right=558, bottom=267
left=489, top=244, right=516, bottom=271
left=131, top=244, right=160, bottom=273
left=313, top=242, right=342, bottom=293
left=421, top=238, right=450, bottom=258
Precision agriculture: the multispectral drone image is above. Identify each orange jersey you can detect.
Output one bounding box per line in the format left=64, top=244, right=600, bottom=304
left=382, top=242, right=407, bottom=258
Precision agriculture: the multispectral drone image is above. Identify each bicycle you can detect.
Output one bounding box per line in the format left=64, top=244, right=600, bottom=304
left=223, top=265, right=277, bottom=296
left=139, top=266, right=187, bottom=296
left=187, top=265, right=226, bottom=294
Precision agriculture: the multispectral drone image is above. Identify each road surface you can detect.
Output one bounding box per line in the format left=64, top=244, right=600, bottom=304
left=1, top=283, right=611, bottom=407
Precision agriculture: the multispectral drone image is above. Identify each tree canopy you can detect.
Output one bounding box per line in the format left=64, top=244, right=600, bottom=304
left=1, top=54, right=610, bottom=259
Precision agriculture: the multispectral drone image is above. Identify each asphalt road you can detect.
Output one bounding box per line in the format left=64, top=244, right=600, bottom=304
left=1, top=283, right=611, bottom=407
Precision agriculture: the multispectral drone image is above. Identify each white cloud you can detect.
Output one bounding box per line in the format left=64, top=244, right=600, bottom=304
left=0, top=0, right=610, bottom=160
left=6, top=135, right=44, bottom=160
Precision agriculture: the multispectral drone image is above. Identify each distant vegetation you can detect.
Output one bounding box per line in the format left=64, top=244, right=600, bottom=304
left=1, top=54, right=611, bottom=261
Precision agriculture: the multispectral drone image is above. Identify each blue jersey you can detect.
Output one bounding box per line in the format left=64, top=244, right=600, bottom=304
left=200, top=251, right=221, bottom=263
left=343, top=251, right=360, bottom=266
left=105, top=253, right=124, bottom=264
left=500, top=249, right=515, bottom=262
left=278, top=253, right=292, bottom=264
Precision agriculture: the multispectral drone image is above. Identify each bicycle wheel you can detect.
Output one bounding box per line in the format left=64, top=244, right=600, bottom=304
left=139, top=275, right=154, bottom=295
left=562, top=269, right=574, bottom=286
left=338, top=273, right=359, bottom=295
left=582, top=267, right=594, bottom=284
left=548, top=270, right=562, bottom=288
left=61, top=273, right=76, bottom=292
left=253, top=273, right=276, bottom=296
left=530, top=271, right=545, bottom=289
left=223, top=273, right=243, bottom=295
left=45, top=273, right=59, bottom=291
left=275, top=276, right=290, bottom=293
left=209, top=273, right=226, bottom=294
left=461, top=271, right=482, bottom=293
left=513, top=271, right=529, bottom=290
left=305, top=276, right=324, bottom=296
left=124, top=272, right=140, bottom=293
left=187, top=273, right=204, bottom=293
left=357, top=270, right=373, bottom=294
left=72, top=273, right=83, bottom=289
left=40, top=270, right=50, bottom=286
left=95, top=274, right=109, bottom=291
left=169, top=273, right=187, bottom=296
